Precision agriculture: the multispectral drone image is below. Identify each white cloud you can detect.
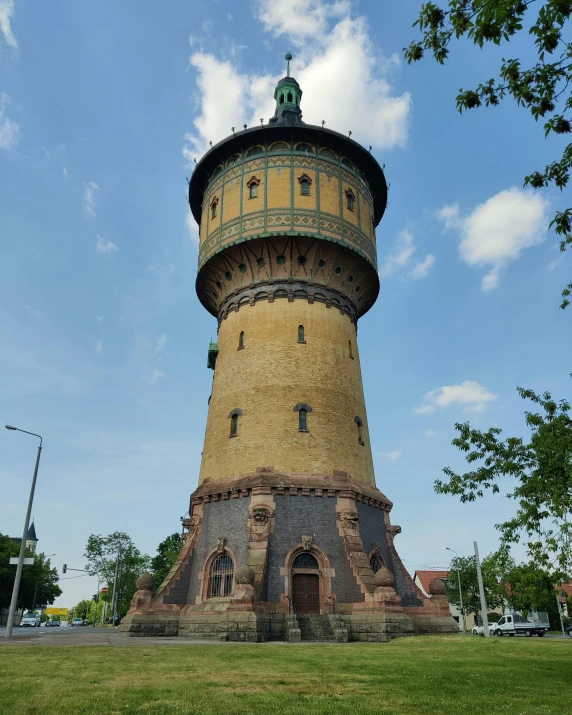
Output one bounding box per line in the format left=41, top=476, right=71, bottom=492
left=379, top=450, right=401, bottom=462
left=96, top=340, right=103, bottom=354
left=380, top=229, right=434, bottom=280
left=0, top=93, right=19, bottom=150
left=97, top=316, right=103, bottom=323
left=145, top=368, right=165, bottom=384
left=63, top=167, right=69, bottom=180
left=96, top=234, right=118, bottom=254
left=437, top=188, right=548, bottom=291
left=415, top=380, right=498, bottom=415
left=410, top=254, right=435, bottom=280
left=184, top=0, right=410, bottom=158
left=25, top=305, right=46, bottom=320
left=424, top=430, right=436, bottom=438
left=83, top=181, right=100, bottom=218
left=0, top=0, right=17, bottom=49
left=155, top=333, right=167, bottom=354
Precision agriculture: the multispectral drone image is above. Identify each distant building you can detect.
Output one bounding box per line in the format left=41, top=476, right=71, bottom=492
left=10, top=521, right=38, bottom=555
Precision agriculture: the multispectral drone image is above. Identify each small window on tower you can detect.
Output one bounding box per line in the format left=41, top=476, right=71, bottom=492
left=346, top=189, right=355, bottom=211
left=246, top=175, right=260, bottom=199
left=280, top=94, right=284, bottom=105
left=298, top=409, right=307, bottom=431
left=238, top=331, right=245, bottom=350
left=298, top=174, right=312, bottom=196
left=354, top=416, right=364, bottom=445
left=211, top=197, right=218, bottom=219
left=228, top=408, right=243, bottom=437
left=298, top=325, right=305, bottom=343
left=349, top=340, right=354, bottom=359
left=287, top=91, right=293, bottom=102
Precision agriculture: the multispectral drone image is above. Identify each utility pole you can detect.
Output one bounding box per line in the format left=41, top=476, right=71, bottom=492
left=4, top=426, right=43, bottom=639
left=474, top=541, right=490, bottom=638
left=109, top=547, right=121, bottom=625
left=446, top=547, right=465, bottom=632
left=557, top=594, right=566, bottom=637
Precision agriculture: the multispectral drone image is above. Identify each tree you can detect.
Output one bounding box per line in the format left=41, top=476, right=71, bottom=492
left=0, top=534, right=61, bottom=611
left=436, top=385, right=572, bottom=573
left=405, top=0, right=572, bottom=308
left=151, top=533, right=182, bottom=589
left=73, top=599, right=93, bottom=621
left=84, top=532, right=150, bottom=618
left=446, top=550, right=512, bottom=618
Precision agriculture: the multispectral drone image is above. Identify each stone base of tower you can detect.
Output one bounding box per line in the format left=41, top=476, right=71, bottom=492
left=121, top=468, right=458, bottom=641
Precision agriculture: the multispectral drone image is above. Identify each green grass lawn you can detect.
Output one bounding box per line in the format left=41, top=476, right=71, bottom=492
left=0, top=636, right=570, bottom=714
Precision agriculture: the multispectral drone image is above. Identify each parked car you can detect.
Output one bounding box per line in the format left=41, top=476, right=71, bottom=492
left=565, top=624, right=572, bottom=638
left=471, top=622, right=498, bottom=635
left=71, top=618, right=84, bottom=627
left=51, top=621, right=61, bottom=627
left=494, top=612, right=549, bottom=637
left=20, top=613, right=40, bottom=627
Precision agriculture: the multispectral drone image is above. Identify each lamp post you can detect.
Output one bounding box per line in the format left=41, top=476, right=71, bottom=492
left=446, top=547, right=465, bottom=632
left=4, top=425, right=43, bottom=639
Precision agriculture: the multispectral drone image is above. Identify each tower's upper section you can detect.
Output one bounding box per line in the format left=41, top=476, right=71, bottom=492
left=188, top=56, right=388, bottom=323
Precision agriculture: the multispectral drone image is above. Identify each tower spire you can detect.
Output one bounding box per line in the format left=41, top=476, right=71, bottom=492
left=285, top=52, right=292, bottom=77
left=270, top=54, right=303, bottom=125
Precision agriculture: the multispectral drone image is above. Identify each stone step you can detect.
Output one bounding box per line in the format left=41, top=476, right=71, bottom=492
left=296, top=615, right=336, bottom=642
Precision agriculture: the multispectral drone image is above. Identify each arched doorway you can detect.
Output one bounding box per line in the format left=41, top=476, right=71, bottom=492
left=291, top=552, right=321, bottom=614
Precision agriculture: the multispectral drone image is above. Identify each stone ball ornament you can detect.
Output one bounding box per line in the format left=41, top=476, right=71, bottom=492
left=235, top=564, right=256, bottom=585
left=373, top=566, right=395, bottom=588
left=429, top=578, right=447, bottom=596
left=136, top=572, right=155, bottom=591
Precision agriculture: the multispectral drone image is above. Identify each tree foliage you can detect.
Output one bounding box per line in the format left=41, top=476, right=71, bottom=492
left=0, top=534, right=61, bottom=611
left=151, top=533, right=182, bottom=589
left=405, top=0, right=572, bottom=308
left=436, top=385, right=572, bottom=572
left=84, top=532, right=150, bottom=617
left=446, top=550, right=512, bottom=616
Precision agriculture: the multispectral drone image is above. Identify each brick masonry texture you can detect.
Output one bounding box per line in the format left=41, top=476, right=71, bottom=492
left=186, top=498, right=249, bottom=604
left=356, top=502, right=394, bottom=573
left=266, top=495, right=365, bottom=604
left=199, top=299, right=376, bottom=485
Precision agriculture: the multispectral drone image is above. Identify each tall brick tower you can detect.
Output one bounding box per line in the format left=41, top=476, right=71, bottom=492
left=122, top=57, right=457, bottom=641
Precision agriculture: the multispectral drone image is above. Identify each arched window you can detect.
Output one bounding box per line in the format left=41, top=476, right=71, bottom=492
left=294, top=403, right=312, bottom=432
left=208, top=553, right=234, bottom=597
left=211, top=197, right=218, bottom=220
left=319, top=148, right=337, bottom=160
left=249, top=183, right=258, bottom=199
left=280, top=93, right=284, bottom=104
left=228, top=408, right=243, bottom=437
left=298, top=174, right=312, bottom=196
left=287, top=91, right=293, bottom=102
left=293, top=552, right=319, bottom=569
left=298, top=325, right=305, bottom=343
left=346, top=189, right=355, bottom=211
left=238, top=331, right=245, bottom=349
left=349, top=340, right=354, bottom=359
left=296, top=143, right=313, bottom=153
left=354, top=416, right=364, bottom=445
left=370, top=555, right=384, bottom=574
left=246, top=146, right=264, bottom=157
left=269, top=142, right=290, bottom=152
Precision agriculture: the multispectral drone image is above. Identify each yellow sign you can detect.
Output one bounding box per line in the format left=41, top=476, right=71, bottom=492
left=44, top=607, right=69, bottom=616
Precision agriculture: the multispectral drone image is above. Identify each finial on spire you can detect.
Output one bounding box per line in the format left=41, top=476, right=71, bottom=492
left=285, top=52, right=292, bottom=77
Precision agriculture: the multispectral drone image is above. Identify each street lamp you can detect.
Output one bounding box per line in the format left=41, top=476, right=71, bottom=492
left=4, top=425, right=43, bottom=639
left=446, top=547, right=465, bottom=633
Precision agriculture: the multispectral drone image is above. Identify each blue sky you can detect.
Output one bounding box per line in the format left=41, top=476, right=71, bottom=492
left=1, top=0, right=570, bottom=609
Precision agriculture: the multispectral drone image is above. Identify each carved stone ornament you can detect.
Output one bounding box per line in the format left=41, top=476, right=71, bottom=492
left=371, top=542, right=381, bottom=556
left=135, top=572, right=155, bottom=592
left=182, top=515, right=201, bottom=542
left=339, top=510, right=359, bottom=530
left=216, top=537, right=226, bottom=553
left=387, top=524, right=402, bottom=542
left=301, top=535, right=313, bottom=551
left=235, top=564, right=256, bottom=585
left=250, top=505, right=273, bottom=526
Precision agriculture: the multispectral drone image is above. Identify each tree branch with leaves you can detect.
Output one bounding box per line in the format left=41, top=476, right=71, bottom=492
left=405, top=0, right=572, bottom=307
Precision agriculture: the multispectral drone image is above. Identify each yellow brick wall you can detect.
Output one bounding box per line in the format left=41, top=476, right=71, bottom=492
left=199, top=300, right=376, bottom=486
left=267, top=167, right=290, bottom=209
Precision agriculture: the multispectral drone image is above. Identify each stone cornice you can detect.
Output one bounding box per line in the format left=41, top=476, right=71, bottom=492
left=190, top=468, right=393, bottom=513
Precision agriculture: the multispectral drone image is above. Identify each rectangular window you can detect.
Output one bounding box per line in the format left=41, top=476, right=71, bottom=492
left=300, top=180, right=310, bottom=196
left=249, top=184, right=258, bottom=199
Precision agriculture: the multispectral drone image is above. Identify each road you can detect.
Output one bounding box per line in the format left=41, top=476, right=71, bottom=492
left=0, top=624, right=110, bottom=638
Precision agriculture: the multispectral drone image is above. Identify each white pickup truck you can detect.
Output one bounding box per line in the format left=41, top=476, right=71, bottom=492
left=493, top=612, right=549, bottom=637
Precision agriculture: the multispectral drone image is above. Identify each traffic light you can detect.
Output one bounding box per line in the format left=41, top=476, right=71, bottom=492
left=93, top=594, right=99, bottom=603
left=62, top=564, right=67, bottom=574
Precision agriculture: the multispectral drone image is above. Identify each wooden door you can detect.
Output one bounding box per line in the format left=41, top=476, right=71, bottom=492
left=292, top=574, right=320, bottom=614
